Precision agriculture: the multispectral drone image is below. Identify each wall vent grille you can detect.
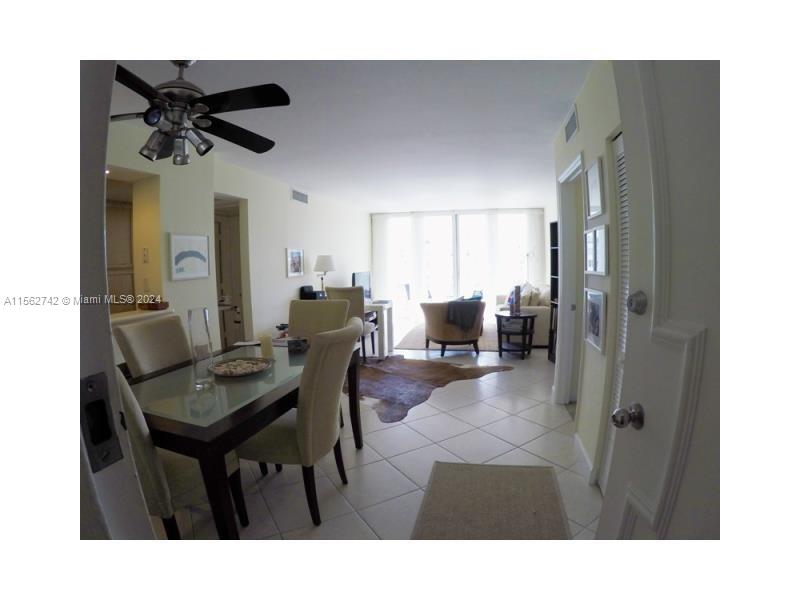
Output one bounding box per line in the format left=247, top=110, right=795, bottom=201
left=291, top=189, right=309, bottom=204
left=565, top=106, right=579, bottom=143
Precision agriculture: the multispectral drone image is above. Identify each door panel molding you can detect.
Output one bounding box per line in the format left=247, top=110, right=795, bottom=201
left=614, top=61, right=708, bottom=539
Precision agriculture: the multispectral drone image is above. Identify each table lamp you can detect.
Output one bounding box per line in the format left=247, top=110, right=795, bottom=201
left=313, top=255, right=335, bottom=291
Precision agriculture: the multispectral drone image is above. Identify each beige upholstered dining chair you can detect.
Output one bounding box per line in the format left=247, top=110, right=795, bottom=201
left=114, top=314, right=192, bottom=378
left=325, top=286, right=376, bottom=362
left=287, top=299, right=350, bottom=339
left=115, top=368, right=248, bottom=539
left=255, top=298, right=352, bottom=477
left=236, top=318, right=362, bottom=526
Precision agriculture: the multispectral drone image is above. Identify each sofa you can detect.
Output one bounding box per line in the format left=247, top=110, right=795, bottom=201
left=495, top=284, right=552, bottom=348
left=420, top=301, right=486, bottom=356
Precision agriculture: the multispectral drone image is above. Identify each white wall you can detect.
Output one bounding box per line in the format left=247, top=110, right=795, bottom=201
left=107, top=122, right=221, bottom=348
left=107, top=123, right=371, bottom=348
left=214, top=161, right=371, bottom=340
left=553, top=61, right=622, bottom=472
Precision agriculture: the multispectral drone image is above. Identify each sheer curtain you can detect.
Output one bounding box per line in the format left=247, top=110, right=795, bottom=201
left=372, top=209, right=545, bottom=305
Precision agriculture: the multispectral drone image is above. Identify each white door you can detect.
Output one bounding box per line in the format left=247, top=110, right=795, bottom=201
left=81, top=61, right=153, bottom=539
left=597, top=61, right=719, bottom=539
left=597, top=132, right=629, bottom=493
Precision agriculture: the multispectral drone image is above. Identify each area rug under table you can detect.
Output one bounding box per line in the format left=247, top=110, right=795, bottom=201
left=411, top=462, right=569, bottom=540
left=345, top=355, right=512, bottom=422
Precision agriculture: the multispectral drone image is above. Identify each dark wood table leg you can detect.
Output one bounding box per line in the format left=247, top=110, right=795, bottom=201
left=347, top=352, right=363, bottom=449
left=528, top=318, right=535, bottom=356
left=198, top=451, right=239, bottom=540
left=496, top=315, right=503, bottom=358
left=520, top=319, right=527, bottom=359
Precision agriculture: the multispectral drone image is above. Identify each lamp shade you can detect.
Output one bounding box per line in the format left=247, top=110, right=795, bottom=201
left=313, top=255, right=335, bottom=273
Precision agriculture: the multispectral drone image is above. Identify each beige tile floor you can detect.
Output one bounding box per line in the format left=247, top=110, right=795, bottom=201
left=153, top=347, right=602, bottom=540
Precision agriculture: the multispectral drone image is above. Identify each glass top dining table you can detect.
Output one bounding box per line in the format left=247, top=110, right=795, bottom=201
left=131, top=345, right=306, bottom=428
left=127, top=343, right=363, bottom=539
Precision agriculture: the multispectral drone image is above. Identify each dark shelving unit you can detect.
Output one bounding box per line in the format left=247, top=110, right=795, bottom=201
left=548, top=221, right=559, bottom=363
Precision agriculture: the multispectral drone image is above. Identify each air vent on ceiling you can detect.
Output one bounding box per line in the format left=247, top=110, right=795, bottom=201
left=565, top=105, right=579, bottom=143
left=291, top=189, right=309, bottom=205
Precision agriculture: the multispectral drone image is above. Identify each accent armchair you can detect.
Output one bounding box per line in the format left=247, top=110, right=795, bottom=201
left=420, top=301, right=486, bottom=356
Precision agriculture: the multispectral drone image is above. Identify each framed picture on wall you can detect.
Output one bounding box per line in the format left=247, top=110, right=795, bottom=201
left=584, top=230, right=596, bottom=273
left=594, top=225, right=607, bottom=275
left=585, top=288, right=605, bottom=352
left=585, top=157, right=604, bottom=220
left=286, top=248, right=304, bottom=278
left=170, top=233, right=210, bottom=281
left=584, top=225, right=608, bottom=275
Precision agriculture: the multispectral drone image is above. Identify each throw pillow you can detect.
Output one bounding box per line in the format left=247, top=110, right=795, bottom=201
left=539, top=286, right=551, bottom=305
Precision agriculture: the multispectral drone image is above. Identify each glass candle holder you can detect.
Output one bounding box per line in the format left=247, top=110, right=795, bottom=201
left=188, top=307, right=214, bottom=390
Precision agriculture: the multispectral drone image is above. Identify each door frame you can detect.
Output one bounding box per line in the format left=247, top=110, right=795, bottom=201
left=552, top=153, right=583, bottom=406
left=214, top=199, right=247, bottom=345
left=80, top=61, right=153, bottom=538
left=601, top=61, right=709, bottom=538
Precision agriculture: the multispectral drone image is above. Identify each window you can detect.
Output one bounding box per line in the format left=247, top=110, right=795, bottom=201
left=372, top=209, right=544, bottom=305
left=421, top=214, right=456, bottom=299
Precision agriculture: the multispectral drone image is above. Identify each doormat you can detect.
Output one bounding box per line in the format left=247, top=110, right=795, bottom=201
left=412, top=462, right=569, bottom=539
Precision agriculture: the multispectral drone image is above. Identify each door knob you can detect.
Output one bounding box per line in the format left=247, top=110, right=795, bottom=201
left=626, top=291, right=648, bottom=315
left=611, top=403, right=645, bottom=430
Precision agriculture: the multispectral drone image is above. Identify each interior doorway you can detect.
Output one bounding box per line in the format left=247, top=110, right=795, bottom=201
left=105, top=179, right=134, bottom=314
left=214, top=196, right=245, bottom=347
left=552, top=156, right=585, bottom=408
left=104, top=167, right=161, bottom=315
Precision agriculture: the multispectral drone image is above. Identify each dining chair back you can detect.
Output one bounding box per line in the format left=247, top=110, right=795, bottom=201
left=115, top=367, right=173, bottom=518
left=114, top=367, right=248, bottom=539
left=296, top=317, right=363, bottom=466
left=325, top=286, right=365, bottom=323
left=114, top=314, right=192, bottom=377
left=287, top=299, right=349, bottom=339
left=236, top=318, right=362, bottom=525
left=325, top=286, right=377, bottom=361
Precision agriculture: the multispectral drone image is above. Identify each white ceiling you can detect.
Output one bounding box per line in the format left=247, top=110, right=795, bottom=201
left=112, top=61, right=590, bottom=212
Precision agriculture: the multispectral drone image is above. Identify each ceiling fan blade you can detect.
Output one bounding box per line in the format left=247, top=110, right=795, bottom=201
left=192, top=83, right=290, bottom=115
left=110, top=112, right=144, bottom=122
left=198, top=116, right=276, bottom=153
left=115, top=64, right=168, bottom=103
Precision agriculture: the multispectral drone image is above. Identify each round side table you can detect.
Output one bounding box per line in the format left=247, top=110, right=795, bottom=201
left=495, top=310, right=536, bottom=359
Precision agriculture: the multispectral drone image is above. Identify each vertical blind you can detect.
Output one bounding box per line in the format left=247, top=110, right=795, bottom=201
left=372, top=209, right=545, bottom=303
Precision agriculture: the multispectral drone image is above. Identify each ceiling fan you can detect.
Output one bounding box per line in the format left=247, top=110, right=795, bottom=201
left=111, top=60, right=290, bottom=165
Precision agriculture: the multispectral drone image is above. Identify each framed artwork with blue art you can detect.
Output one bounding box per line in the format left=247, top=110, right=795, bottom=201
left=170, top=233, right=210, bottom=280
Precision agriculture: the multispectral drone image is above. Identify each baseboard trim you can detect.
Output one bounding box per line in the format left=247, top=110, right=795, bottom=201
left=573, top=433, right=598, bottom=485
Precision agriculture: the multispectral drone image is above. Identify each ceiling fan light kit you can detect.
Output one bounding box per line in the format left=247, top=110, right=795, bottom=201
left=112, top=60, right=290, bottom=166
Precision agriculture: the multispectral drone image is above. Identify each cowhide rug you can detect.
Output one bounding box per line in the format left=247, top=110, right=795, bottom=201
left=344, top=355, right=513, bottom=423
